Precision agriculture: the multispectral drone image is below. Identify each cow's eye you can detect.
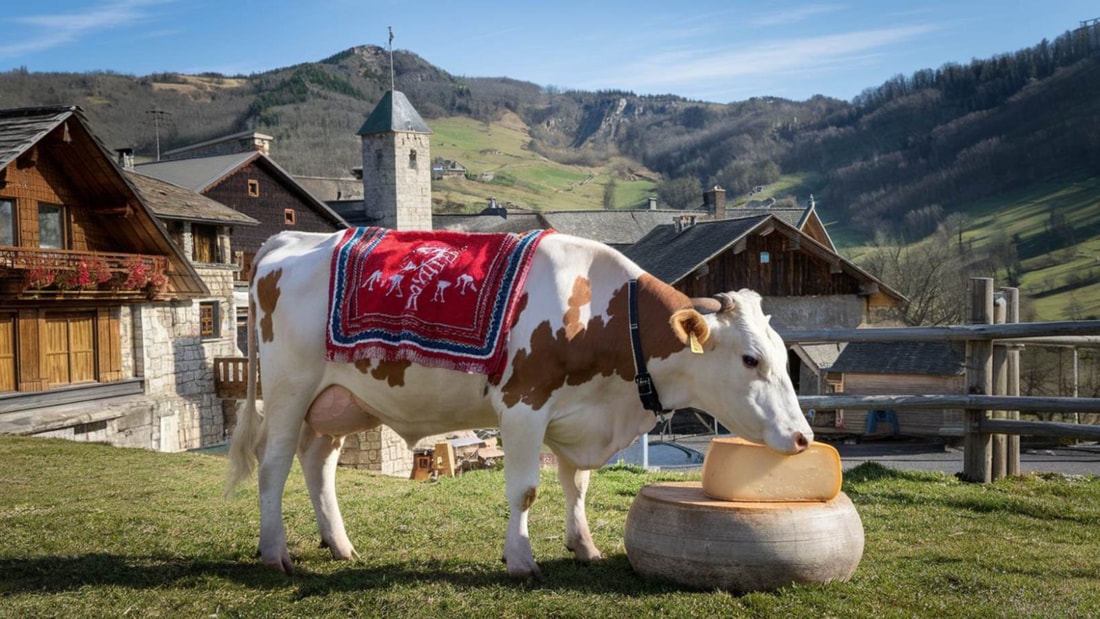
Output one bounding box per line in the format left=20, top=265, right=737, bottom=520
left=742, top=355, right=759, bottom=369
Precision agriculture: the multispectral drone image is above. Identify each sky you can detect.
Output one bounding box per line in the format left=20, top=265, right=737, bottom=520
left=1, top=1, right=1097, bottom=103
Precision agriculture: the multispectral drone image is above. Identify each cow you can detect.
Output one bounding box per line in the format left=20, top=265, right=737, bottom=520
left=225, top=229, right=813, bottom=580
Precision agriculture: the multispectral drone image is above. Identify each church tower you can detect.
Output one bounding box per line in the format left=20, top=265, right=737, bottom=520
left=357, top=90, right=433, bottom=231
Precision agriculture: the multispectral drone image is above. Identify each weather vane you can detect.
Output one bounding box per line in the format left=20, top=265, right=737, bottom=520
left=388, top=26, right=395, bottom=92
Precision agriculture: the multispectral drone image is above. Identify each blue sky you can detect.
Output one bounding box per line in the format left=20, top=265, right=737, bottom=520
left=2, top=1, right=1096, bottom=103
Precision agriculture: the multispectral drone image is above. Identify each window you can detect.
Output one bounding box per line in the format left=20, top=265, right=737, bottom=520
left=0, top=199, right=13, bottom=246
left=44, top=313, right=96, bottom=386
left=247, top=179, right=260, bottom=197
left=199, top=301, right=220, bottom=338
left=409, top=149, right=418, bottom=169
left=375, top=149, right=383, bottom=170
left=283, top=209, right=296, bottom=225
left=192, top=224, right=218, bottom=263
left=38, top=203, right=65, bottom=249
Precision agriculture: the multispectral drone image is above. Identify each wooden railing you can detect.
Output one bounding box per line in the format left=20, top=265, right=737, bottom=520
left=0, top=247, right=167, bottom=299
left=781, top=278, right=1100, bottom=483
left=213, top=357, right=259, bottom=399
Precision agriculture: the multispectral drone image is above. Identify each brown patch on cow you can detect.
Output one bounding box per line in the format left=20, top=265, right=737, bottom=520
left=510, top=292, right=529, bottom=330
left=353, top=359, right=373, bottom=374
left=501, top=273, right=692, bottom=410
left=371, top=359, right=412, bottom=387
left=255, top=268, right=282, bottom=343
left=521, top=487, right=538, bottom=511
left=563, top=276, right=591, bottom=340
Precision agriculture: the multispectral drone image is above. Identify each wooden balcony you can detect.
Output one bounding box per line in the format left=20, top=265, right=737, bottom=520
left=0, top=247, right=168, bottom=300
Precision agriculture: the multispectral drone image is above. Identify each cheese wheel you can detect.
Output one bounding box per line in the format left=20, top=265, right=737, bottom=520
left=701, top=437, right=842, bottom=502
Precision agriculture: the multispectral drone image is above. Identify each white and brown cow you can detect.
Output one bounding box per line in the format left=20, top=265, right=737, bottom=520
left=226, top=230, right=812, bottom=579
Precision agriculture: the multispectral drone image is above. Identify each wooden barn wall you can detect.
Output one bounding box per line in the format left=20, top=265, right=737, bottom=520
left=201, top=162, right=343, bottom=259
left=674, top=233, right=865, bottom=299
left=835, top=372, right=966, bottom=437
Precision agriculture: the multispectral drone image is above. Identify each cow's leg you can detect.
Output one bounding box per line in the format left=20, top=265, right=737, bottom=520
left=499, top=410, right=546, bottom=579
left=557, top=460, right=602, bottom=562
left=297, top=427, right=357, bottom=561
left=257, top=421, right=299, bottom=573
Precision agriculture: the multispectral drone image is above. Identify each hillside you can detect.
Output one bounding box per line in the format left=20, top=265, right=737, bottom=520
left=0, top=22, right=1099, bottom=320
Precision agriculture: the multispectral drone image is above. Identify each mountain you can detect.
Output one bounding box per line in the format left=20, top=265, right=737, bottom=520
left=2, top=25, right=1100, bottom=319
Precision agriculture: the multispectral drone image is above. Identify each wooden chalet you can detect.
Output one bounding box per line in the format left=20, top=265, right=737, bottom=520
left=0, top=105, right=246, bottom=451
left=133, top=148, right=348, bottom=285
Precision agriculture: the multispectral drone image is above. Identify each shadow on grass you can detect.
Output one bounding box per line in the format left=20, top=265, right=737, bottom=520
left=0, top=552, right=685, bottom=597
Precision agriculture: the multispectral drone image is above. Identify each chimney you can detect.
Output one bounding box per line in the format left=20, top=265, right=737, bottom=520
left=116, top=147, right=134, bottom=170
left=648, top=196, right=657, bottom=210
left=703, top=185, right=726, bottom=219
left=674, top=214, right=697, bottom=233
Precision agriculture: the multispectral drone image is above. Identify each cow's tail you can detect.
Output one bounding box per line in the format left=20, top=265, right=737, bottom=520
left=225, top=270, right=265, bottom=496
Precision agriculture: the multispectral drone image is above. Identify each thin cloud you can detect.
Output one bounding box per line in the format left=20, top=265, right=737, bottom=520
left=1, top=0, right=171, bottom=58
left=750, top=4, right=847, bottom=27
left=591, top=24, right=938, bottom=95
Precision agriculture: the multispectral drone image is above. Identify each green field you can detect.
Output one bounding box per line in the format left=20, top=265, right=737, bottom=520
left=1, top=436, right=1098, bottom=617
left=430, top=115, right=657, bottom=212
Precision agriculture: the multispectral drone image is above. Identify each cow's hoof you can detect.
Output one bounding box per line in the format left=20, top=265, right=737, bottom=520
left=566, top=543, right=603, bottom=564
left=506, top=562, right=544, bottom=582
left=261, top=551, right=294, bottom=574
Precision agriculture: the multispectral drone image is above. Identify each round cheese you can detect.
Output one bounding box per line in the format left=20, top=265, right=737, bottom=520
left=701, top=437, right=842, bottom=502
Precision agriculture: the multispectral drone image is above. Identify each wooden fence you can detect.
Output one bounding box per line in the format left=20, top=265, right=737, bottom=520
left=781, top=278, right=1100, bottom=483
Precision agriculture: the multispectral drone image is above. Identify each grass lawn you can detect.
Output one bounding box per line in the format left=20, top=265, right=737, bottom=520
left=1, top=436, right=1098, bottom=618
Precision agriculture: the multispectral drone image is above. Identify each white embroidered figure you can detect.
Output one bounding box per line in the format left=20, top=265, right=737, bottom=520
left=433, top=280, right=452, bottom=303
left=364, top=269, right=383, bottom=292
left=385, top=273, right=404, bottom=297
left=456, top=274, right=478, bottom=295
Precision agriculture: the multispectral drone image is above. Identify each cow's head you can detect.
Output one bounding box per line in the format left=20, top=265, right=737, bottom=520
left=668, top=289, right=812, bottom=454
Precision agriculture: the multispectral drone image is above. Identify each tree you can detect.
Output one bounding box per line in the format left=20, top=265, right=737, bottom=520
left=858, top=225, right=979, bottom=326
left=656, top=176, right=702, bottom=210
left=602, top=177, right=617, bottom=209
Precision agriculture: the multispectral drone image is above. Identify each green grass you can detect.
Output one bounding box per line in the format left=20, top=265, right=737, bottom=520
left=3, top=437, right=1099, bottom=617
left=429, top=116, right=657, bottom=212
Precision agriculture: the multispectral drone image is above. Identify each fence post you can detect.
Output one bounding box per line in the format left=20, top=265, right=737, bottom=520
left=1003, top=287, right=1021, bottom=476
left=992, top=295, right=1007, bottom=480
left=964, top=278, right=994, bottom=483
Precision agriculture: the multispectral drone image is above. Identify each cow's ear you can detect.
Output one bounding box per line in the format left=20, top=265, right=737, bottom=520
left=670, top=309, right=710, bottom=350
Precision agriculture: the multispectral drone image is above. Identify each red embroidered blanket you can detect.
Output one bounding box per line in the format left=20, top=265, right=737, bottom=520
left=326, top=227, right=552, bottom=375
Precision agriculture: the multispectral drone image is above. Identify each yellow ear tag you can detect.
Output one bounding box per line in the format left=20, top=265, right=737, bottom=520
left=689, top=332, right=704, bottom=354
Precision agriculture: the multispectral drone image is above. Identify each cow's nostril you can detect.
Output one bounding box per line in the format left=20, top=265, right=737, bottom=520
left=794, top=432, right=809, bottom=452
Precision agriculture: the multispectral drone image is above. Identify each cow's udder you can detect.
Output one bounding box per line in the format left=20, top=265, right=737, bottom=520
left=305, top=385, right=380, bottom=436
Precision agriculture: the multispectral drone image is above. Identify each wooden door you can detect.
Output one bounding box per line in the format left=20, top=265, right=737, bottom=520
left=44, top=313, right=96, bottom=386
left=0, top=314, right=14, bottom=392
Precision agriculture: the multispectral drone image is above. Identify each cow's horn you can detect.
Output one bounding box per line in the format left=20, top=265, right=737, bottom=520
left=713, top=292, right=736, bottom=313
left=691, top=297, right=723, bottom=315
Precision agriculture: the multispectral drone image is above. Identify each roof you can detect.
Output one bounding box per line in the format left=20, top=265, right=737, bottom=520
left=357, top=90, right=432, bottom=135
left=624, top=215, right=906, bottom=304
left=541, top=210, right=707, bottom=249
left=624, top=216, right=767, bottom=282
left=0, top=106, right=76, bottom=170
left=829, top=341, right=964, bottom=376
left=135, top=152, right=259, bottom=192
left=793, top=342, right=847, bottom=371
left=125, top=171, right=259, bottom=226
left=135, top=151, right=348, bottom=228
left=0, top=105, right=208, bottom=298
left=434, top=211, right=547, bottom=234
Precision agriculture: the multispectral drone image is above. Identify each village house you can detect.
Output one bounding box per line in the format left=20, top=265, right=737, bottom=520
left=0, top=105, right=244, bottom=451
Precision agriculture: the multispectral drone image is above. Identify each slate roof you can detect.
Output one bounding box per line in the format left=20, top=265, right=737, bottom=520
left=125, top=171, right=259, bottom=226
left=358, top=90, right=433, bottom=135
left=829, top=341, right=964, bottom=376
left=624, top=216, right=768, bottom=282
left=541, top=209, right=707, bottom=249
left=0, top=106, right=75, bottom=169
left=433, top=211, right=547, bottom=234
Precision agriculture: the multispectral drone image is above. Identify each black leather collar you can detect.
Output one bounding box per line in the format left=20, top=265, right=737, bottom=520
left=628, top=279, right=666, bottom=414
